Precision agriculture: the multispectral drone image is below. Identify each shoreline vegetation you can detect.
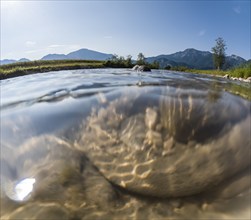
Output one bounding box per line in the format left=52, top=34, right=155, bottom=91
left=0, top=60, right=105, bottom=80
left=0, top=59, right=250, bottom=80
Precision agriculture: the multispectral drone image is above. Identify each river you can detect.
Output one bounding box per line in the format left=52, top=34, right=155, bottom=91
left=1, top=68, right=250, bottom=219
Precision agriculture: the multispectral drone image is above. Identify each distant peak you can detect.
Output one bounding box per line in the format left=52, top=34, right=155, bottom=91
left=183, top=48, right=209, bottom=53
left=19, top=58, right=30, bottom=61
left=77, top=48, right=88, bottom=50
left=230, top=54, right=238, bottom=58
left=184, top=48, right=197, bottom=51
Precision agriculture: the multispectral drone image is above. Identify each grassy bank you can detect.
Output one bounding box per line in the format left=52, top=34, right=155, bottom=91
left=172, top=63, right=251, bottom=79
left=1, top=59, right=250, bottom=80
left=188, top=68, right=251, bottom=79
left=0, top=60, right=105, bottom=80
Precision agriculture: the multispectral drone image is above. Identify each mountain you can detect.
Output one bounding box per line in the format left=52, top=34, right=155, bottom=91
left=147, top=48, right=246, bottom=70
left=224, top=55, right=247, bottom=69
left=2, top=48, right=113, bottom=64
left=149, top=58, right=193, bottom=69
left=0, top=59, right=16, bottom=65
left=18, top=58, right=30, bottom=62
left=41, top=48, right=113, bottom=61
left=0, top=58, right=30, bottom=65
left=41, top=54, right=68, bottom=60
left=67, top=48, right=113, bottom=60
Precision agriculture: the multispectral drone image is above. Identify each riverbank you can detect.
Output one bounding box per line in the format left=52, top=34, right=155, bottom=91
left=0, top=60, right=105, bottom=80
left=0, top=60, right=250, bottom=81
left=187, top=66, right=251, bottom=81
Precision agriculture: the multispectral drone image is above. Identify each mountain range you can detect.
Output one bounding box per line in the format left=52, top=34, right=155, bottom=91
left=0, top=58, right=30, bottom=65
left=41, top=48, right=113, bottom=61
left=0, top=48, right=247, bottom=69
left=146, top=48, right=246, bottom=69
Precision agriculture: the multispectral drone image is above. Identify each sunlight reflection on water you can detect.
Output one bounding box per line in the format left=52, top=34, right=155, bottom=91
left=5, top=178, right=36, bottom=202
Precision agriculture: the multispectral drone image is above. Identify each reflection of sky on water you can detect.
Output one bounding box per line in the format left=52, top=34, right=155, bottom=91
left=7, top=178, right=36, bottom=202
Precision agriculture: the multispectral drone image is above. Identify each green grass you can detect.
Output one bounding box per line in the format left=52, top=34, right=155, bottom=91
left=186, top=63, right=251, bottom=79
left=226, top=83, right=251, bottom=100
left=1, top=59, right=250, bottom=80
left=184, top=65, right=251, bottom=100
left=229, top=65, right=251, bottom=78
left=0, top=59, right=105, bottom=79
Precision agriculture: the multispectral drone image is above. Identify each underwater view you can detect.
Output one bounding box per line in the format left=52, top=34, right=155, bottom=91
left=1, top=69, right=250, bottom=219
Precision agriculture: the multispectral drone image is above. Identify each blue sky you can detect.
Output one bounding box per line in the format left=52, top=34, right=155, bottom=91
left=1, top=0, right=250, bottom=60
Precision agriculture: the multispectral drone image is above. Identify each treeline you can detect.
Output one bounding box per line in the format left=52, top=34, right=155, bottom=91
left=104, top=53, right=194, bottom=71
left=104, top=55, right=134, bottom=68
left=104, top=53, right=160, bottom=69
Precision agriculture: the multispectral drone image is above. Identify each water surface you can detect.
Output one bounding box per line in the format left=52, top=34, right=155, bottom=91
left=1, top=68, right=250, bottom=219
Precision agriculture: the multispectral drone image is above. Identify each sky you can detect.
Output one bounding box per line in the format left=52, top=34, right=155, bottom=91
left=1, top=0, right=250, bottom=60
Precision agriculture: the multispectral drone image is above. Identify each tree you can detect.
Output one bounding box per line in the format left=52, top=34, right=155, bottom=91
left=118, top=56, right=125, bottom=66
left=211, top=37, right=227, bottom=70
left=125, top=55, right=133, bottom=67
left=137, top=53, right=146, bottom=65
left=164, top=65, right=171, bottom=70
left=151, top=60, right=160, bottom=69
left=111, top=54, right=119, bottom=62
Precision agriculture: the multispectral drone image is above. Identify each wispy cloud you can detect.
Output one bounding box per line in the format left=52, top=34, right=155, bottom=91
left=233, top=6, right=241, bottom=14
left=48, top=44, right=65, bottom=48
left=25, top=48, right=46, bottom=54
left=25, top=44, right=80, bottom=55
left=48, top=44, right=80, bottom=50
left=198, top=30, right=206, bottom=37
left=25, top=41, right=36, bottom=47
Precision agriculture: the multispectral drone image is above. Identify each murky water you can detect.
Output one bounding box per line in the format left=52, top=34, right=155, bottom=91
left=1, top=69, right=250, bottom=219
